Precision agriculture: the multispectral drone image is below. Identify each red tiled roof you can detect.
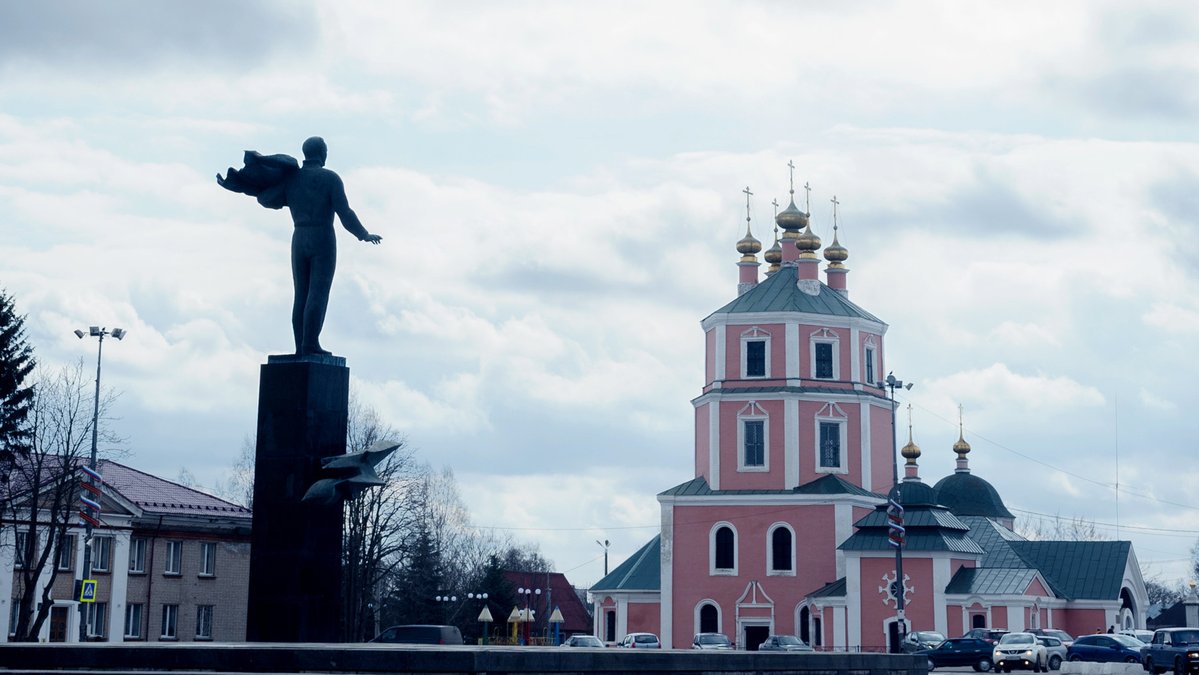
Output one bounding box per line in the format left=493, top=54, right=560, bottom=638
left=504, top=570, right=592, bottom=636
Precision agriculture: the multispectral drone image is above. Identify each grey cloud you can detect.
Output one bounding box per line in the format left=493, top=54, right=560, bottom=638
left=1149, top=171, right=1199, bottom=278
left=0, top=1, right=316, bottom=72
left=1056, top=65, right=1199, bottom=120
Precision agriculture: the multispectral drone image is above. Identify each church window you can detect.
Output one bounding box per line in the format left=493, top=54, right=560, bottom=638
left=740, top=327, right=771, bottom=379
left=743, top=420, right=764, bottom=468
left=711, top=523, right=737, bottom=575
left=865, top=347, right=875, bottom=385
left=819, top=421, right=841, bottom=469
left=768, top=524, right=794, bottom=574
left=815, top=343, right=833, bottom=379
left=699, top=603, right=719, bottom=633
left=809, top=328, right=840, bottom=380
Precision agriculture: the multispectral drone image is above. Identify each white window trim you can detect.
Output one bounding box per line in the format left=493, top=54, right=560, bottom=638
left=161, top=604, right=178, bottom=640
left=863, top=336, right=878, bottom=386
left=92, top=535, right=112, bottom=573
left=56, top=534, right=75, bottom=571
left=165, top=540, right=182, bottom=575
left=124, top=603, right=143, bottom=639
left=814, top=404, right=849, bottom=475
left=86, top=601, right=107, bottom=638
left=766, top=523, right=797, bottom=576
left=199, top=542, right=216, bottom=577
left=740, top=326, right=771, bottom=379
left=694, top=600, right=723, bottom=635
left=129, top=537, right=147, bottom=574
left=709, top=521, right=739, bottom=576
left=736, top=402, right=769, bottom=473
left=809, top=328, right=840, bottom=380
left=196, top=605, right=214, bottom=640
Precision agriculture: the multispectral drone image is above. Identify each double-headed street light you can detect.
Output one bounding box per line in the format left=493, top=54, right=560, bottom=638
left=517, top=587, right=540, bottom=644
left=74, top=326, right=125, bottom=642
left=883, top=371, right=912, bottom=653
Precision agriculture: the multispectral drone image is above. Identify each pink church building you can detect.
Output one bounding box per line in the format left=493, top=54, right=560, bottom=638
left=590, top=177, right=1149, bottom=651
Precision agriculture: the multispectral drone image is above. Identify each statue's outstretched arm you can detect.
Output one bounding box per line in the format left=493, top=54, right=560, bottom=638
left=331, top=173, right=380, bottom=244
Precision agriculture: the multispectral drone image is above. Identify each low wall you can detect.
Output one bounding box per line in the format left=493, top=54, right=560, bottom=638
left=1059, top=664, right=1145, bottom=675
left=0, top=643, right=926, bottom=675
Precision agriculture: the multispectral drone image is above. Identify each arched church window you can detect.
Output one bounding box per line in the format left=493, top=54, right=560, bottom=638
left=711, top=524, right=737, bottom=574
left=768, top=524, right=793, bottom=574
left=699, top=603, right=719, bottom=633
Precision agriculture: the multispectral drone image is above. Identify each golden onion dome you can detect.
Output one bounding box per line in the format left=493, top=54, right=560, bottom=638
left=763, top=238, right=783, bottom=265
left=795, top=223, right=821, bottom=255
left=736, top=227, right=762, bottom=260
left=823, top=232, right=848, bottom=264
left=775, top=198, right=809, bottom=232
left=901, top=438, right=922, bottom=461
left=953, top=432, right=971, bottom=456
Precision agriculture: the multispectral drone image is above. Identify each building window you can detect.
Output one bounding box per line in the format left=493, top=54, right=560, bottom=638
left=196, top=605, right=214, bottom=640
left=14, top=531, right=28, bottom=569
left=740, top=327, right=771, bottom=379
left=124, top=603, right=143, bottom=639
left=92, top=536, right=112, bottom=573
left=769, top=525, right=794, bottom=574
left=8, top=602, right=18, bottom=636
left=56, top=534, right=75, bottom=571
left=699, top=603, right=719, bottom=633
left=86, top=602, right=107, bottom=638
left=743, top=419, right=765, bottom=468
left=711, top=523, right=737, bottom=575
left=815, top=342, right=833, bottom=379
left=199, top=542, right=216, bottom=577
left=865, top=346, right=875, bottom=385
left=165, top=541, right=182, bottom=575
left=819, top=421, right=842, bottom=469
left=160, top=604, right=178, bottom=640
left=129, top=538, right=147, bottom=574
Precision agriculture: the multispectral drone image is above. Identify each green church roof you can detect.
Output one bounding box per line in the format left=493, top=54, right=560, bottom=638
left=707, top=265, right=885, bottom=323
left=590, top=535, right=660, bottom=592
left=1008, top=540, right=1131, bottom=601
left=945, top=567, right=1042, bottom=596
left=659, top=474, right=881, bottom=499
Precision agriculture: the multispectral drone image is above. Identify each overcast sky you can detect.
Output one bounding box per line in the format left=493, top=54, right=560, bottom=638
left=2, top=1, right=1198, bottom=590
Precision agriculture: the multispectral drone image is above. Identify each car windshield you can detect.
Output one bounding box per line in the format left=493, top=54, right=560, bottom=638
left=1111, top=634, right=1143, bottom=647
left=635, top=635, right=657, bottom=643
left=699, top=635, right=730, bottom=645
left=777, top=635, right=803, bottom=645
left=1000, top=634, right=1035, bottom=645
left=916, top=631, right=946, bottom=642
left=1173, top=631, right=1199, bottom=644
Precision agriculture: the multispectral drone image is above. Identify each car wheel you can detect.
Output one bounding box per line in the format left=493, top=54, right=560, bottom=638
left=1127, top=657, right=1140, bottom=664
left=928, top=659, right=936, bottom=671
left=1050, top=655, right=1062, bottom=670
left=1069, top=655, right=1082, bottom=662
left=1176, top=658, right=1186, bottom=675
left=977, top=658, right=993, bottom=672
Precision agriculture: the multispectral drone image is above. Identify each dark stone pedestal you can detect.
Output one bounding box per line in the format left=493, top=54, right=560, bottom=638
left=246, top=355, right=348, bottom=642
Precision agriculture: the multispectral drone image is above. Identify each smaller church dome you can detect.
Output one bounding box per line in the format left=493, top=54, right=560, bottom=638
left=933, top=472, right=1014, bottom=519
left=823, top=232, right=848, bottom=265
left=952, top=432, right=972, bottom=457
left=763, top=236, right=782, bottom=265
left=901, top=438, right=921, bottom=460
left=894, top=479, right=937, bottom=507
left=736, top=228, right=762, bottom=261
left=795, top=223, right=821, bottom=256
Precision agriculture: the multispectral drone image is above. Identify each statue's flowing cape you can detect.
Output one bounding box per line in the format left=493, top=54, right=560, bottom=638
left=216, top=151, right=300, bottom=210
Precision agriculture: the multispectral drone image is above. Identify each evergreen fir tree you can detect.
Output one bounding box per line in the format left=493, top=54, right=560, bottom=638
left=0, top=289, right=35, bottom=469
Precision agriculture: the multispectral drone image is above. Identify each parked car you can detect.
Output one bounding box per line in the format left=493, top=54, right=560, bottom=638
left=617, top=632, right=662, bottom=649
left=1036, top=635, right=1067, bottom=670
left=1119, top=629, right=1154, bottom=644
left=1141, top=627, right=1199, bottom=674
left=758, top=634, right=814, bottom=652
left=964, top=628, right=1012, bottom=644
left=369, top=624, right=464, bottom=645
left=905, top=631, right=948, bottom=653
left=922, top=637, right=997, bottom=671
left=993, top=632, right=1049, bottom=672
left=1067, top=633, right=1145, bottom=663
left=561, top=634, right=605, bottom=647
left=1030, top=629, right=1075, bottom=648
left=692, top=632, right=734, bottom=650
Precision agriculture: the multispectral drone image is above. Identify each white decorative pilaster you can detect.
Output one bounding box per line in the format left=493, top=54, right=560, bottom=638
left=107, top=530, right=131, bottom=642
left=785, top=398, right=799, bottom=488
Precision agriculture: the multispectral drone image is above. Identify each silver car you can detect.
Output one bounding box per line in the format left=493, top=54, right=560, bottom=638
left=1037, top=636, right=1067, bottom=670
left=759, top=634, right=814, bottom=652
left=692, top=632, right=733, bottom=650
left=617, top=632, right=661, bottom=649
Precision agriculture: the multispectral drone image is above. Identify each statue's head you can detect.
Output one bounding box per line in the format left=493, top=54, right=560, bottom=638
left=302, top=136, right=328, bottom=165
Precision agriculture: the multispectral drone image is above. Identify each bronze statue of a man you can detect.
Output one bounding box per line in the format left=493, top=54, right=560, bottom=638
left=218, top=137, right=381, bottom=356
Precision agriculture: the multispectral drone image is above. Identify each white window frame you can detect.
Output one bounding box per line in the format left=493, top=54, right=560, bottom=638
left=199, top=542, right=216, bottom=577
left=92, top=535, right=112, bottom=573
left=165, top=540, right=182, bottom=575
left=124, top=603, right=143, bottom=639
left=709, top=521, right=739, bottom=576
left=864, top=336, right=877, bottom=386
left=129, top=537, right=147, bottom=574
left=736, top=402, right=769, bottom=472
left=740, top=327, right=771, bottom=379
left=14, top=530, right=28, bottom=569
left=809, top=328, right=840, bottom=380
left=814, top=403, right=849, bottom=475
left=86, top=601, right=107, bottom=638
left=161, top=604, right=178, bottom=640
left=56, top=534, right=75, bottom=571
left=766, top=523, right=796, bottom=576
left=196, top=605, right=214, bottom=640
left=694, top=600, right=723, bottom=635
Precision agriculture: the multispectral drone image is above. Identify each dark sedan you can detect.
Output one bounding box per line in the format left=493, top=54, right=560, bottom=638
left=1067, top=634, right=1145, bottom=663
left=923, top=637, right=996, bottom=671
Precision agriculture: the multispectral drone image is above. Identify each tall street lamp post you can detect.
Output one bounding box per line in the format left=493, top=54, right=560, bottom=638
left=517, top=586, right=540, bottom=644
left=73, top=326, right=125, bottom=641
left=596, top=539, right=610, bottom=576
left=884, top=372, right=911, bottom=653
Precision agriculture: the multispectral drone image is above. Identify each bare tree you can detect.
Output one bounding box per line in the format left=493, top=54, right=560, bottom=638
left=4, top=361, right=121, bottom=641
left=1016, top=513, right=1108, bottom=541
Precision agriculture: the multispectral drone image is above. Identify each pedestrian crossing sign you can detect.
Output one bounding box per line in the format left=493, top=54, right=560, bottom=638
left=79, top=579, right=97, bottom=603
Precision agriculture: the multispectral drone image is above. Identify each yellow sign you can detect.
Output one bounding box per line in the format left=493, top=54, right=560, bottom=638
left=79, top=579, right=97, bottom=603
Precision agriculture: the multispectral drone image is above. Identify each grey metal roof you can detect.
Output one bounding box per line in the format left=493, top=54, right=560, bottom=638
left=659, top=475, right=881, bottom=499
left=708, top=265, right=884, bottom=323
left=958, top=516, right=1029, bottom=568
left=854, top=506, right=972, bottom=531
left=945, top=567, right=1041, bottom=596
left=934, top=471, right=1014, bottom=519
left=99, top=460, right=251, bottom=518
left=809, top=577, right=847, bottom=598
left=1009, top=540, right=1131, bottom=601
left=590, top=535, right=661, bottom=592
left=839, top=529, right=986, bottom=554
